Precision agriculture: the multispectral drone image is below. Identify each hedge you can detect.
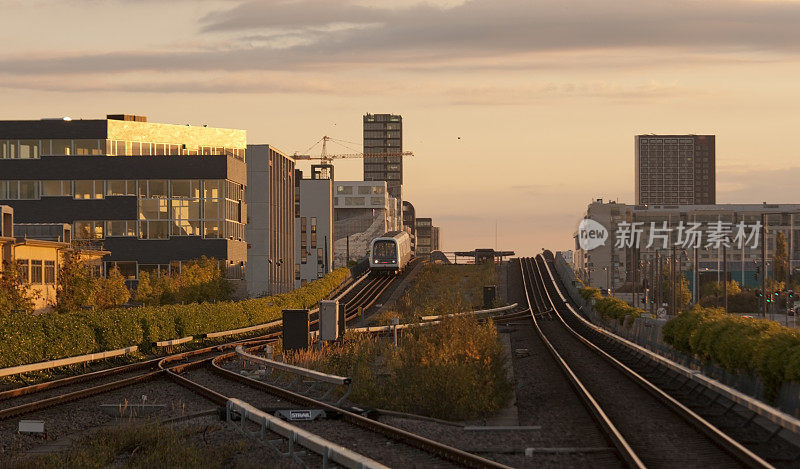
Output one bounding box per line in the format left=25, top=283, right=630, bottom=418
left=0, top=268, right=349, bottom=368
left=579, top=287, right=644, bottom=323
left=663, top=307, right=800, bottom=400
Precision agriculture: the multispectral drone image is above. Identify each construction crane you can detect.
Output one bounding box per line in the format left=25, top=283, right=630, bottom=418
left=293, top=135, right=413, bottom=176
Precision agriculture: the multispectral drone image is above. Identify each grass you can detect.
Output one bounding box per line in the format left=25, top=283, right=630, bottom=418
left=374, top=263, right=501, bottom=325
left=287, top=315, right=513, bottom=421
left=15, top=422, right=245, bottom=468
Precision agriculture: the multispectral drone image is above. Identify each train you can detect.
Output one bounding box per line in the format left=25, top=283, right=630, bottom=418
left=369, top=231, right=413, bottom=274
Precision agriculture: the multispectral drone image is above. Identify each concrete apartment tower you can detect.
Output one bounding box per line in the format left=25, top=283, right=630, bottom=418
left=363, top=113, right=403, bottom=204
left=635, top=135, right=715, bottom=205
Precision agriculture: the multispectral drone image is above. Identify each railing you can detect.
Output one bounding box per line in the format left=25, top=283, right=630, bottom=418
left=236, top=346, right=352, bottom=405
left=0, top=346, right=138, bottom=378
left=226, top=398, right=388, bottom=469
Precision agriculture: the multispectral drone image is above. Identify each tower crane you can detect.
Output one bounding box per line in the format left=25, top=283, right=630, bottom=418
left=293, top=136, right=413, bottom=179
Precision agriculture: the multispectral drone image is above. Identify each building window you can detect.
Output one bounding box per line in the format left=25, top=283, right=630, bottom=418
left=44, top=260, right=56, bottom=284
left=74, top=221, right=104, bottom=240
left=140, top=220, right=169, bottom=239
left=295, top=264, right=300, bottom=280
left=19, top=140, right=39, bottom=159
left=310, top=217, right=317, bottom=248
left=30, top=260, right=43, bottom=284
left=107, top=220, right=137, bottom=237
left=336, top=185, right=353, bottom=195
left=106, top=261, right=137, bottom=279
left=74, top=140, right=101, bottom=155
left=16, top=259, right=30, bottom=283
left=74, top=180, right=104, bottom=199
left=0, top=181, right=40, bottom=200
left=203, top=220, right=220, bottom=238
left=42, top=180, right=73, bottom=197
left=107, top=180, right=137, bottom=196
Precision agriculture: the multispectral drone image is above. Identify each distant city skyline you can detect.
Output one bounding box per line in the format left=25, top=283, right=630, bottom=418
left=2, top=0, right=800, bottom=256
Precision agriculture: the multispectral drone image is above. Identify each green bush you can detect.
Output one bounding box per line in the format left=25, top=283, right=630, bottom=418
left=0, top=268, right=348, bottom=368
left=663, top=306, right=800, bottom=400
left=579, top=287, right=643, bottom=324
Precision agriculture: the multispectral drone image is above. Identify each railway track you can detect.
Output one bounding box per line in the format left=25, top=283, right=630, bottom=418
left=160, top=341, right=508, bottom=468
left=538, top=251, right=800, bottom=468
left=0, top=271, right=393, bottom=423
left=519, top=254, right=776, bottom=468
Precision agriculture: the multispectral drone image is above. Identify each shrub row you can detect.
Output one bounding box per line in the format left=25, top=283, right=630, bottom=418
left=0, top=268, right=349, bottom=368
left=579, top=287, right=644, bottom=323
left=663, top=307, right=800, bottom=400
left=288, top=315, right=513, bottom=420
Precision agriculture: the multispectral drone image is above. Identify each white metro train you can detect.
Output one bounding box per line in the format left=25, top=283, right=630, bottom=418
left=369, top=231, right=413, bottom=274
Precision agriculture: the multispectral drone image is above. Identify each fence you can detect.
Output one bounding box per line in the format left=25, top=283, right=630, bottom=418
left=553, top=251, right=800, bottom=416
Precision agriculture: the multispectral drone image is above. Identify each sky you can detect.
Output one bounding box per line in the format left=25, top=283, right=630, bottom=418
left=2, top=0, right=800, bottom=256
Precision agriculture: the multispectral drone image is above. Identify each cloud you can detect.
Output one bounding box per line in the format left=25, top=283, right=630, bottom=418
left=717, top=165, right=800, bottom=204
left=3, top=0, right=800, bottom=78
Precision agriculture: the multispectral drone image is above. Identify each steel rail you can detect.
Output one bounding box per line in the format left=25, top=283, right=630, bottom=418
left=205, top=347, right=511, bottom=469
left=518, top=258, right=644, bottom=469
left=533, top=254, right=771, bottom=469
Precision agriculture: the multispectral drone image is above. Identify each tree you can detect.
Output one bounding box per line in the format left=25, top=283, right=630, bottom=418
left=0, top=260, right=40, bottom=314
left=56, top=251, right=98, bottom=312
left=774, top=231, right=788, bottom=284
left=701, top=280, right=742, bottom=299
left=94, top=267, right=130, bottom=309
left=661, top=268, right=692, bottom=312
left=134, top=257, right=232, bottom=306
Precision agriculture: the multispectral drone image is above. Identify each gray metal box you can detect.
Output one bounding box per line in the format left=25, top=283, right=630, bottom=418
left=483, top=285, right=497, bottom=309
left=282, top=309, right=310, bottom=352
left=319, top=300, right=339, bottom=341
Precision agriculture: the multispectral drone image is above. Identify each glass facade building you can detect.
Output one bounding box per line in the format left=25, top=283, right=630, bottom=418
left=0, top=114, right=248, bottom=295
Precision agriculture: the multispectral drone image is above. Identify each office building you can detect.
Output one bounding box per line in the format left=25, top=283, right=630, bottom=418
left=246, top=145, right=295, bottom=297
left=432, top=226, right=441, bottom=252
left=573, top=199, right=800, bottom=296
left=333, top=181, right=400, bottom=266
left=295, top=166, right=333, bottom=288
left=363, top=113, right=403, bottom=202
left=635, top=135, right=715, bottom=205
left=0, top=114, right=248, bottom=294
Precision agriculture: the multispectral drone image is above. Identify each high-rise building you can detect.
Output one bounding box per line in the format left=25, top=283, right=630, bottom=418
left=363, top=113, right=403, bottom=201
left=294, top=166, right=334, bottom=288
left=635, top=135, right=715, bottom=205
left=415, top=217, right=433, bottom=255
left=0, top=114, right=248, bottom=294
left=246, top=145, right=295, bottom=297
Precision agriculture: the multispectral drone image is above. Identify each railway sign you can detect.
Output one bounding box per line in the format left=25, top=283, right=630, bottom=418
left=275, top=409, right=326, bottom=421
left=18, top=420, right=45, bottom=435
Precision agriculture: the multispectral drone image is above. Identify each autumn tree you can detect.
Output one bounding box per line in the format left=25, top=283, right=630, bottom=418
left=134, top=257, right=232, bottom=306
left=0, top=260, right=40, bottom=314
left=94, top=267, right=130, bottom=309
left=57, top=252, right=130, bottom=312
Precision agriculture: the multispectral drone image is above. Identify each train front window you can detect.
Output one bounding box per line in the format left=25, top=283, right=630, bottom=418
left=373, top=241, right=397, bottom=261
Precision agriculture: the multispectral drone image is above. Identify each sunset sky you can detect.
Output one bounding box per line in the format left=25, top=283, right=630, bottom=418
left=2, top=0, right=800, bottom=256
